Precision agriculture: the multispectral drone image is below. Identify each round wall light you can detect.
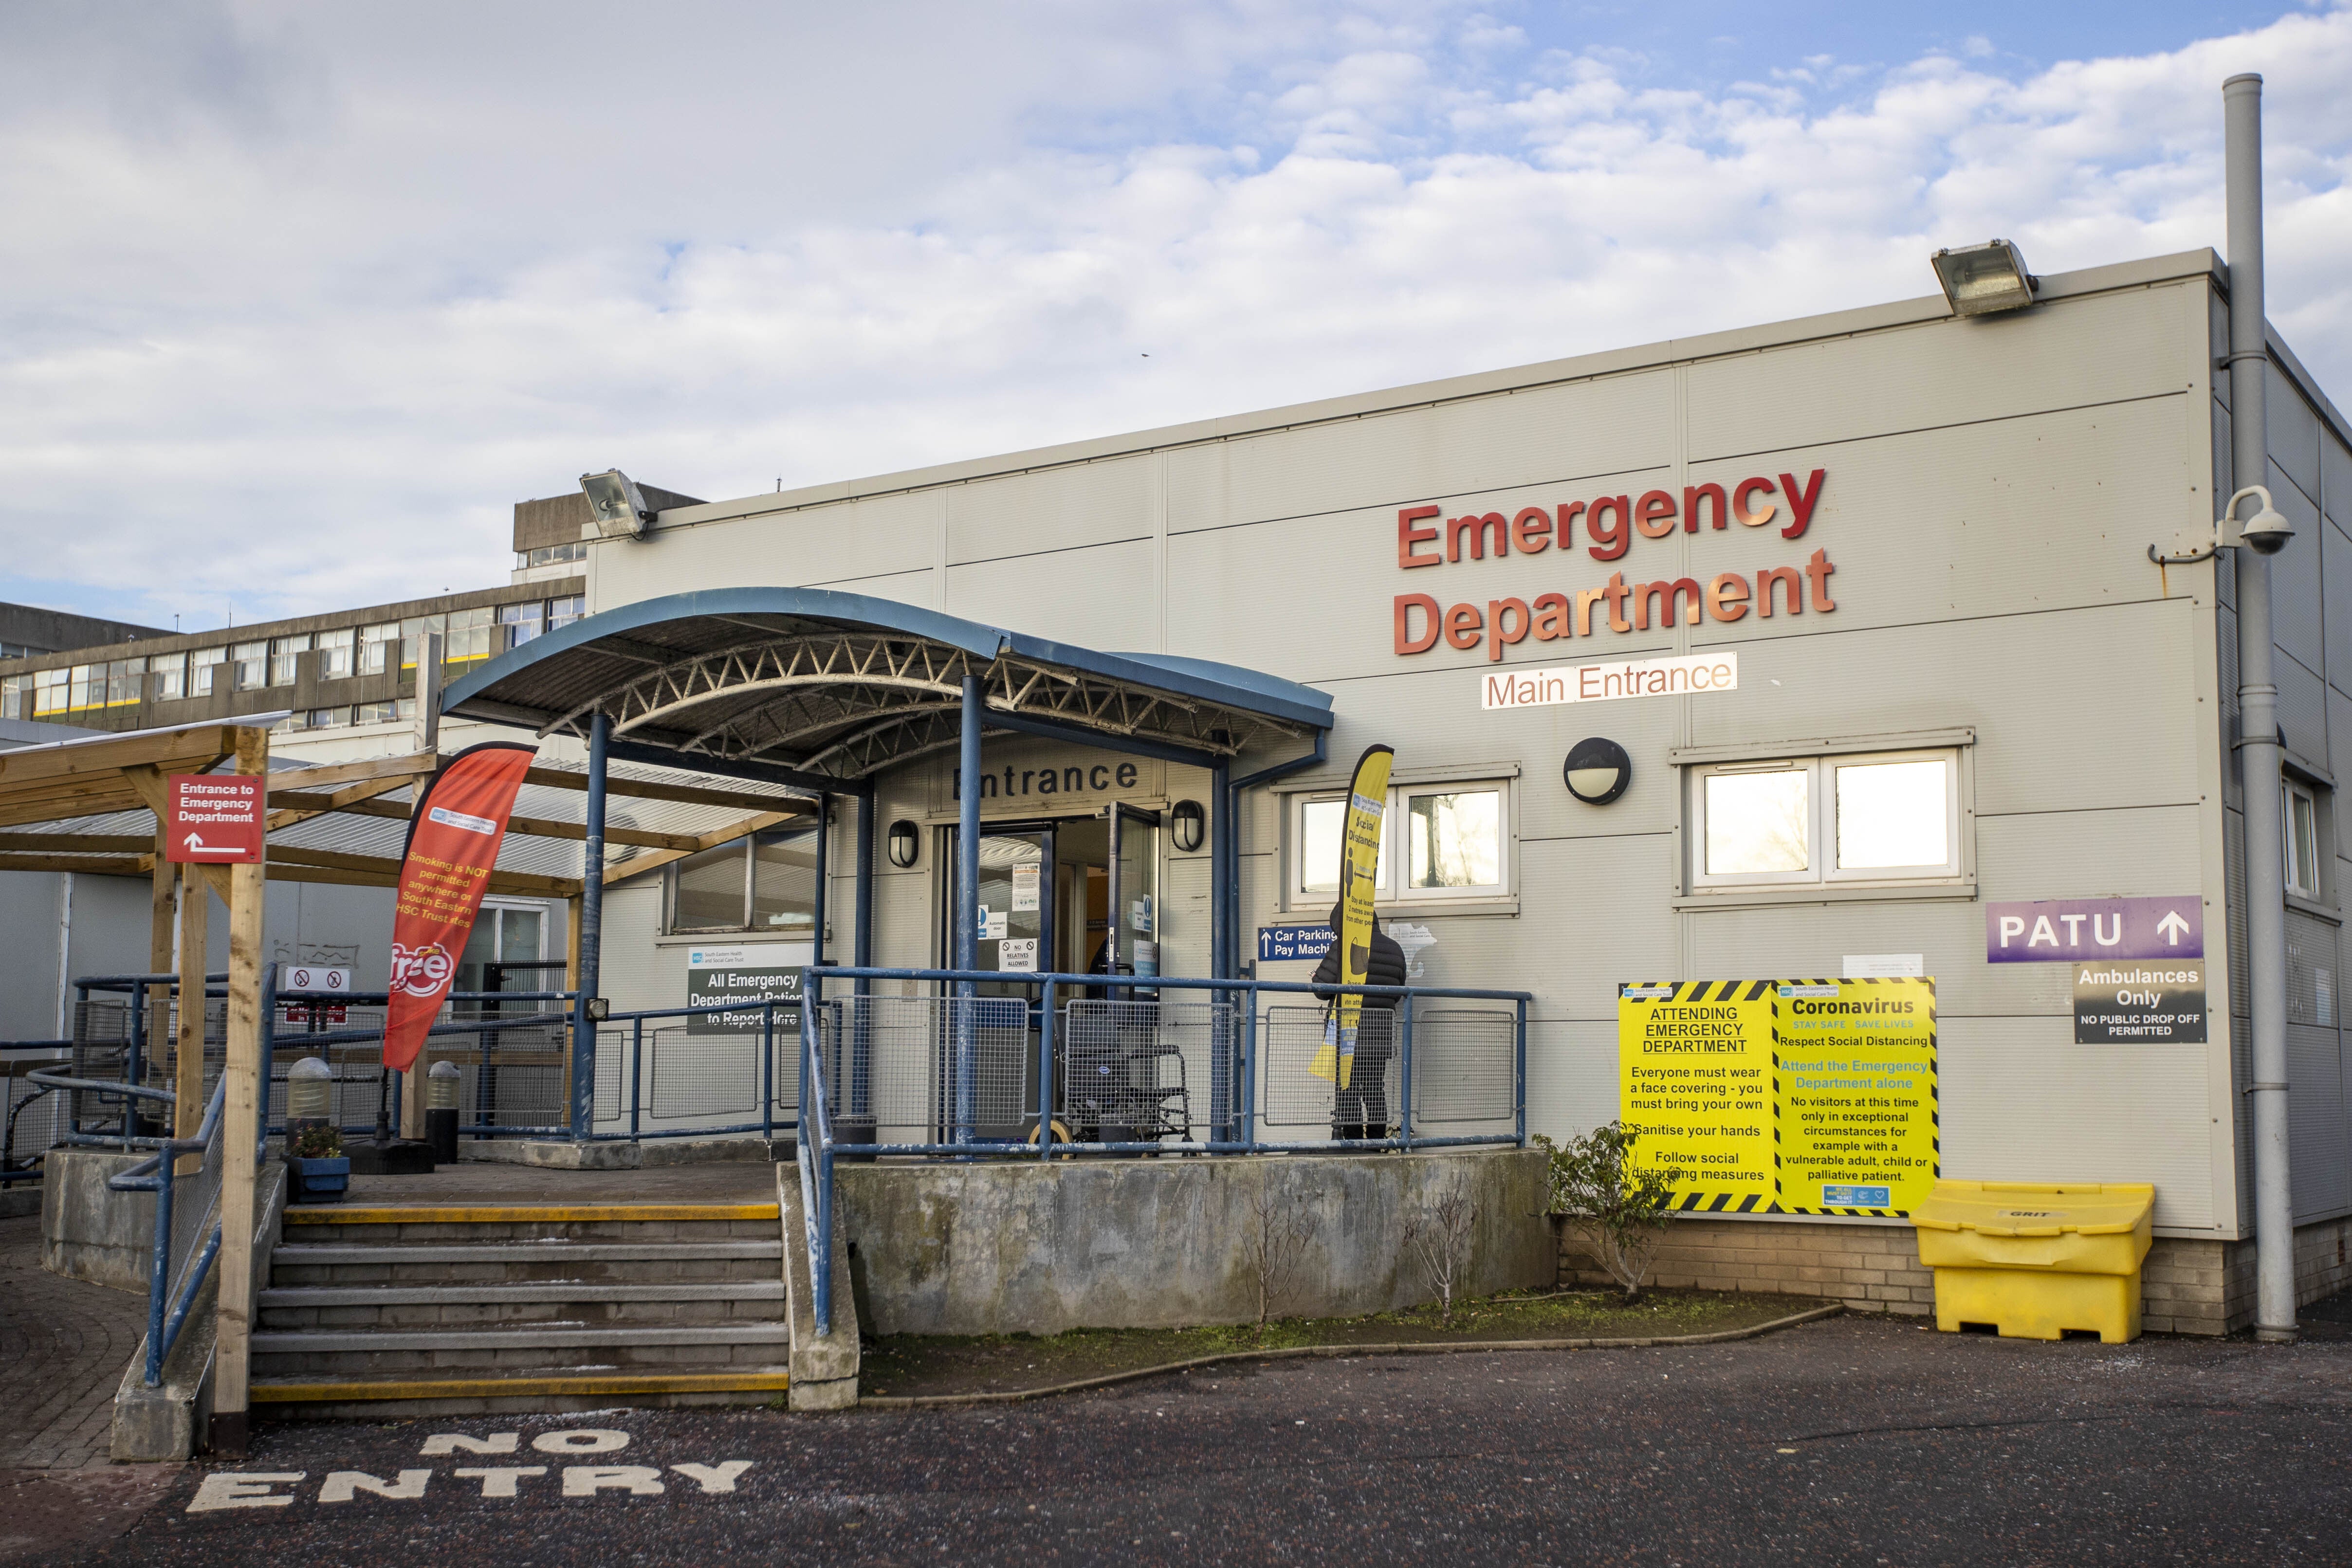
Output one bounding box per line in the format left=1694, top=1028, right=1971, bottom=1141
left=1563, top=738, right=1633, bottom=805
left=1170, top=799, right=1206, bottom=853
left=887, top=819, right=920, bottom=869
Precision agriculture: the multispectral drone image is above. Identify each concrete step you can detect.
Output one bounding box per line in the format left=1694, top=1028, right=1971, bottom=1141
left=279, top=1203, right=780, bottom=1246
left=269, top=1240, right=783, bottom=1288
left=249, top=1366, right=793, bottom=1420
left=250, top=1322, right=792, bottom=1378
left=257, top=1281, right=786, bottom=1330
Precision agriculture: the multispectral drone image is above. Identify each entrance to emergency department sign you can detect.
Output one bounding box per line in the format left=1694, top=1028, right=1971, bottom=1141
left=1618, top=979, right=1939, bottom=1217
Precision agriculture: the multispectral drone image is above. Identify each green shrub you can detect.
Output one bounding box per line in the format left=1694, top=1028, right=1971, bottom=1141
left=1535, top=1122, right=1677, bottom=1300
left=291, top=1123, right=344, bottom=1160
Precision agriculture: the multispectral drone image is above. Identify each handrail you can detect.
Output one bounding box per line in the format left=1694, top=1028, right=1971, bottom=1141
left=100, top=1073, right=230, bottom=1386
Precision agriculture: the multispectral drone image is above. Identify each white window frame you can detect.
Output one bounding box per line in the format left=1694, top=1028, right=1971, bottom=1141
left=2284, top=779, right=2324, bottom=901
left=1289, top=779, right=1513, bottom=908
left=1689, top=748, right=1963, bottom=893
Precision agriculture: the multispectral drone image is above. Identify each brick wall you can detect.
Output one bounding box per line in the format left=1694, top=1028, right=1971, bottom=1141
left=1556, top=1214, right=2352, bottom=1337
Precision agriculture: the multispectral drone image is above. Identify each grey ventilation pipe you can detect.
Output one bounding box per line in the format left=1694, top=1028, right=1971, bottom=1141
left=2226, top=71, right=2297, bottom=1343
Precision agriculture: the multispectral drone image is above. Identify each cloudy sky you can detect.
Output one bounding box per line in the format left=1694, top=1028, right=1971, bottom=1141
left=4, top=1, right=2348, bottom=633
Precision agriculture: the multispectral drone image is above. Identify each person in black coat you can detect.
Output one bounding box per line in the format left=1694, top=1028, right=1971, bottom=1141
left=1311, top=902, right=1408, bottom=1142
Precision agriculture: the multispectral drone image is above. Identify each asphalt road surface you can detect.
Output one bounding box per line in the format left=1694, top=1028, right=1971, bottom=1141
left=49, top=1314, right=2352, bottom=1566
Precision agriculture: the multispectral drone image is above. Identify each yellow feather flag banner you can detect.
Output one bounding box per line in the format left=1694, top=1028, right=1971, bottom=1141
left=1311, top=744, right=1394, bottom=1090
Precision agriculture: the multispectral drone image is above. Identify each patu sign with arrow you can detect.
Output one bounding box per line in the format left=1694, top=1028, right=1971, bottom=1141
left=1984, top=897, right=2206, bottom=1044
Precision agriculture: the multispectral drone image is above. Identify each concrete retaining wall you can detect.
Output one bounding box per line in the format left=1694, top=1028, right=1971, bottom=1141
left=42, top=1149, right=157, bottom=1292
left=838, top=1148, right=1551, bottom=1337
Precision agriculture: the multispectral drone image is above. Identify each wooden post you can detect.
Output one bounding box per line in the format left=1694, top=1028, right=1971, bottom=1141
left=173, top=868, right=211, bottom=1176
left=208, top=726, right=269, bottom=1459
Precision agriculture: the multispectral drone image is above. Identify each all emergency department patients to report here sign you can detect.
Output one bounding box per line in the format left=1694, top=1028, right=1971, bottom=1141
left=1619, top=979, right=1939, bottom=1216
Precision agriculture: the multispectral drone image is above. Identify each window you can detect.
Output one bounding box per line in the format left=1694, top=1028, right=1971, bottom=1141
left=1690, top=750, right=1960, bottom=890
left=315, top=627, right=355, bottom=679
left=667, top=830, right=820, bottom=934
left=267, top=635, right=308, bottom=686
left=514, top=541, right=588, bottom=569
left=356, top=699, right=404, bottom=725
left=152, top=653, right=185, bottom=700
left=103, top=657, right=145, bottom=705
left=1291, top=780, right=1509, bottom=905
left=231, top=641, right=267, bottom=690
left=0, top=674, right=22, bottom=717
left=2285, top=781, right=2324, bottom=900
left=190, top=647, right=227, bottom=695
left=399, top=615, right=442, bottom=669
left=359, top=622, right=399, bottom=675
left=311, top=707, right=351, bottom=729
left=445, top=607, right=495, bottom=664
left=67, top=664, right=94, bottom=710
left=548, top=594, right=586, bottom=633
left=499, top=601, right=546, bottom=647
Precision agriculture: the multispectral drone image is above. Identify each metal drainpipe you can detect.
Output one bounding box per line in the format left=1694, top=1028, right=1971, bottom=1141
left=2227, top=72, right=2297, bottom=1343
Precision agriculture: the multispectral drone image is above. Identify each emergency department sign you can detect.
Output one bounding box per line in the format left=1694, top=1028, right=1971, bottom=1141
left=1618, top=978, right=1939, bottom=1217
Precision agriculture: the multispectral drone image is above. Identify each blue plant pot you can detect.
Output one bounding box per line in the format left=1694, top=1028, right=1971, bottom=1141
left=289, top=1156, right=350, bottom=1204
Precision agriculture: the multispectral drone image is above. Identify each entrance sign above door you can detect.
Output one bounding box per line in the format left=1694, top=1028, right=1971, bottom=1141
left=1984, top=897, right=2203, bottom=962
left=165, top=773, right=264, bottom=863
left=1481, top=652, right=1738, bottom=711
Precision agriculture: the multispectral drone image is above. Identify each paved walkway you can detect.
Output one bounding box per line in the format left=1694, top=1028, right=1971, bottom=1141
left=0, top=1214, right=147, bottom=1470
left=0, top=1214, right=183, bottom=1566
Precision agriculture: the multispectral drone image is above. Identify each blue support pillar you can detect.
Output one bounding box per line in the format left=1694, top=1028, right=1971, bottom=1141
left=1223, top=762, right=1242, bottom=983
left=570, top=710, right=609, bottom=1142
left=854, top=793, right=874, bottom=977
left=953, top=674, right=982, bottom=1143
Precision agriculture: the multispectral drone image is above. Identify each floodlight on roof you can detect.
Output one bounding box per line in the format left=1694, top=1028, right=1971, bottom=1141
left=580, top=470, right=656, bottom=540
left=1930, top=239, right=2038, bottom=317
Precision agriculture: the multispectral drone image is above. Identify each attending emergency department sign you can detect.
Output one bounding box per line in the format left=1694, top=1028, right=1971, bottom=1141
left=1618, top=978, right=1939, bottom=1217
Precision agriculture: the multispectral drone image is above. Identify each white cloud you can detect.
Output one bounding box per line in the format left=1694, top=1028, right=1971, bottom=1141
left=2, top=2, right=2349, bottom=628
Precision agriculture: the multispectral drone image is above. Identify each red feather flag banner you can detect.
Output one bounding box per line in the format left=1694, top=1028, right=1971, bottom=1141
left=383, top=742, right=538, bottom=1072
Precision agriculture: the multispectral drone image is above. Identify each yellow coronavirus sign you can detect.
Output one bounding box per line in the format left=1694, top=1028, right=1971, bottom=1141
left=1618, top=978, right=1938, bottom=1217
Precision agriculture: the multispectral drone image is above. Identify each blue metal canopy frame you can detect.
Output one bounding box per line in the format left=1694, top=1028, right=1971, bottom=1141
left=438, top=587, right=1334, bottom=1139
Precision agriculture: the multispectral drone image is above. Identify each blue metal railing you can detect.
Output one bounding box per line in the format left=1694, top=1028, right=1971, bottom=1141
left=789, top=964, right=1535, bottom=1338
left=101, top=1075, right=228, bottom=1386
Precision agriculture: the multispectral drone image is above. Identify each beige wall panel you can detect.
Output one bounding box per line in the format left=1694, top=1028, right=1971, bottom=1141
left=2276, top=654, right=2329, bottom=771
left=2325, top=432, right=2352, bottom=517
left=1162, top=852, right=1210, bottom=979
left=1681, top=397, right=2199, bottom=642
left=944, top=539, right=1156, bottom=648
left=1514, top=834, right=1676, bottom=1021
left=615, top=491, right=939, bottom=606
left=1187, top=372, right=1677, bottom=533
left=595, top=882, right=673, bottom=1014
left=945, top=456, right=1152, bottom=565
left=803, top=565, right=938, bottom=601
left=1939, top=1019, right=2215, bottom=1230
left=2287, top=1021, right=2350, bottom=1221
left=1524, top=1019, right=1618, bottom=1145
left=2266, top=459, right=2325, bottom=674
left=2325, top=521, right=2352, bottom=697
left=2331, top=689, right=2352, bottom=859
left=2267, top=370, right=2324, bottom=504
left=1687, top=285, right=2198, bottom=460
left=1688, top=599, right=2203, bottom=817
left=1165, top=468, right=1672, bottom=682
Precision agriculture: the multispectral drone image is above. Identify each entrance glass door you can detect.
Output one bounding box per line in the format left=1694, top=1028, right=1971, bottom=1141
left=1108, top=804, right=1159, bottom=983
left=952, top=826, right=1054, bottom=995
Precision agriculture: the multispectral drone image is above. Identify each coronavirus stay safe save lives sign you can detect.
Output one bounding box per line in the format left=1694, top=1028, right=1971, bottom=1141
left=165, top=773, right=263, bottom=864
left=1617, top=978, right=1939, bottom=1217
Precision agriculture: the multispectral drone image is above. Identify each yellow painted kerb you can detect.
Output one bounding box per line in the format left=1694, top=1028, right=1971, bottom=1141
left=252, top=1370, right=791, bottom=1403
left=283, top=1203, right=781, bottom=1225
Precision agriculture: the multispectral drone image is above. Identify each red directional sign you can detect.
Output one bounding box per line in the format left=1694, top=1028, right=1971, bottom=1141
left=165, top=773, right=265, bottom=864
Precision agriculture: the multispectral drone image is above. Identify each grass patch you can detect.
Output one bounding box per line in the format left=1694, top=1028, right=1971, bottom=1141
left=860, top=1288, right=1828, bottom=1400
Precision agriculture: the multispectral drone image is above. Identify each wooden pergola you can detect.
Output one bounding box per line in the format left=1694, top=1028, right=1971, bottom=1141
left=0, top=716, right=810, bottom=1453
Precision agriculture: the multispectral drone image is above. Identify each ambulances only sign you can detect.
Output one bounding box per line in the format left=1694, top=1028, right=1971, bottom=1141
left=1618, top=978, right=1939, bottom=1217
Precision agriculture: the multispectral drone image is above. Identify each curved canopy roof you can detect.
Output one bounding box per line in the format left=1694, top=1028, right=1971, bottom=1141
left=441, top=587, right=1332, bottom=784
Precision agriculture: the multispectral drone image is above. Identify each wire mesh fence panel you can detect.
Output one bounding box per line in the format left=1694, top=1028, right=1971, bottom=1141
left=417, top=1019, right=576, bottom=1130
left=70, top=1000, right=136, bottom=1132
left=1256, top=1004, right=1394, bottom=1131
left=1058, top=998, right=1234, bottom=1143
left=1408, top=1007, right=1517, bottom=1128
left=2, top=1073, right=67, bottom=1167
left=816, top=994, right=1028, bottom=1145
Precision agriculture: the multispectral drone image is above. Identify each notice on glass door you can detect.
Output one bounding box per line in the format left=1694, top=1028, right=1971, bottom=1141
left=1012, top=864, right=1040, bottom=912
